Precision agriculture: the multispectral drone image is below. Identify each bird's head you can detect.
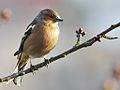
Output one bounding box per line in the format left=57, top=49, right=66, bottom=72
left=36, top=9, right=63, bottom=24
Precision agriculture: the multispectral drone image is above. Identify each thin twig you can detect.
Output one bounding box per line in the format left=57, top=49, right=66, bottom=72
left=0, top=22, right=120, bottom=83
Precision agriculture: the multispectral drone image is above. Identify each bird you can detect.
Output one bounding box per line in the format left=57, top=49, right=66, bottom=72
left=12, top=9, right=63, bottom=86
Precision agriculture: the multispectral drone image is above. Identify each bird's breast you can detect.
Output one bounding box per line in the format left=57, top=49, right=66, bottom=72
left=23, top=23, right=60, bottom=58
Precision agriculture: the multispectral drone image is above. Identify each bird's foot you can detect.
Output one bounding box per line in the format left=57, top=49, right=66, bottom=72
left=29, top=58, right=36, bottom=75
left=30, top=64, right=36, bottom=75
left=44, top=58, right=50, bottom=68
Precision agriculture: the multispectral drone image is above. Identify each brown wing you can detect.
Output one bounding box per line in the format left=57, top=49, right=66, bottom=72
left=14, top=20, right=37, bottom=56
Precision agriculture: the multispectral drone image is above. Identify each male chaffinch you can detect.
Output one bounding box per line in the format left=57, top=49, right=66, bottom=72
left=12, top=9, right=63, bottom=86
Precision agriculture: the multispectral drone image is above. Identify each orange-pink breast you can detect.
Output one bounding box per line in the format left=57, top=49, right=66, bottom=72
left=23, top=23, right=60, bottom=58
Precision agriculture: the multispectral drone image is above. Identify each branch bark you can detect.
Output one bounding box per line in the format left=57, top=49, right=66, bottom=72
left=0, top=22, right=120, bottom=83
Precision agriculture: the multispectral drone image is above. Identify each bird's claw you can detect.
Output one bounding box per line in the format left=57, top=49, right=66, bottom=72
left=30, top=64, right=36, bottom=75
left=44, top=58, right=50, bottom=68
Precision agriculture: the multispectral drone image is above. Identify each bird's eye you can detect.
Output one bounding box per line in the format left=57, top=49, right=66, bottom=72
left=49, top=15, right=54, bottom=18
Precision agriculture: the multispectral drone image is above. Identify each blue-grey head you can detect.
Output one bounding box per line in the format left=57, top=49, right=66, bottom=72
left=35, top=9, right=63, bottom=23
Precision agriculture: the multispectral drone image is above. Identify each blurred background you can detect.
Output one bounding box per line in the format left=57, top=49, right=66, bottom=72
left=0, top=0, right=120, bottom=90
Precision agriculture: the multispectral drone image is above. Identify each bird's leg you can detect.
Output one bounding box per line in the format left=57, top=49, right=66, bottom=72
left=44, top=58, right=50, bottom=68
left=29, top=57, right=36, bottom=75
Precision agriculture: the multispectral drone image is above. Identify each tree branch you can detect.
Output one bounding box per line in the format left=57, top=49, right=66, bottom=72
left=0, top=22, right=120, bottom=83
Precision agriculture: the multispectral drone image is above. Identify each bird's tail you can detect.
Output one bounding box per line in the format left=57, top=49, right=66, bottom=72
left=12, top=66, right=23, bottom=86
left=12, top=52, right=29, bottom=86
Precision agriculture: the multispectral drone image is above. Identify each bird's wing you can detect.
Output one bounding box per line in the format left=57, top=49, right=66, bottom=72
left=14, top=20, right=37, bottom=56
left=13, top=20, right=37, bottom=70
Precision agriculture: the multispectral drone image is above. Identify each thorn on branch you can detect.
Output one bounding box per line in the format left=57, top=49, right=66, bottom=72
left=95, top=36, right=101, bottom=42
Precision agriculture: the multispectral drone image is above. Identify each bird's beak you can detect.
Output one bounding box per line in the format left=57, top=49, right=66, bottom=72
left=55, top=17, right=63, bottom=22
